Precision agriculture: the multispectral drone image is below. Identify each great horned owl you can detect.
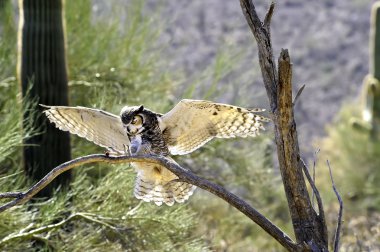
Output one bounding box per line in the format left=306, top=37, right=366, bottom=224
left=42, top=99, right=269, bottom=206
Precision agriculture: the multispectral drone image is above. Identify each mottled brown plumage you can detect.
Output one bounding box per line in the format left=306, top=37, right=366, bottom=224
left=42, top=99, right=269, bottom=206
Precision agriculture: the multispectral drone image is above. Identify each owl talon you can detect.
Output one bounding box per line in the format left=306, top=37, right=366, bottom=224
left=123, top=144, right=130, bottom=156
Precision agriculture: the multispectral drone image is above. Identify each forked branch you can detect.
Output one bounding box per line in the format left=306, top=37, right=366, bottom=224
left=240, top=0, right=329, bottom=250
left=327, top=161, right=343, bottom=252
left=0, top=154, right=298, bottom=251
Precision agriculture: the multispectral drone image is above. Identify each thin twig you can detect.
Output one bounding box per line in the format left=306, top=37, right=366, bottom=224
left=311, top=149, right=320, bottom=209
left=0, top=192, right=23, bottom=199
left=0, top=154, right=298, bottom=251
left=0, top=171, right=23, bottom=181
left=327, top=160, right=343, bottom=252
left=30, top=234, right=54, bottom=250
left=240, top=0, right=278, bottom=109
left=264, top=2, right=275, bottom=28
left=300, top=159, right=327, bottom=233
left=125, top=201, right=143, bottom=216
left=0, top=212, right=120, bottom=245
left=293, top=84, right=306, bottom=107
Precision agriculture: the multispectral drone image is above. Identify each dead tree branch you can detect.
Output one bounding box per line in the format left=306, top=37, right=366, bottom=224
left=301, top=159, right=327, bottom=235
left=293, top=84, right=306, bottom=107
left=0, top=154, right=298, bottom=251
left=311, top=149, right=320, bottom=208
left=240, top=1, right=277, bottom=109
left=240, top=0, right=329, bottom=250
left=327, top=161, right=343, bottom=252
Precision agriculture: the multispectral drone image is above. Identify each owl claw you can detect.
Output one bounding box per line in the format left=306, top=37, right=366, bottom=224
left=123, top=144, right=130, bottom=156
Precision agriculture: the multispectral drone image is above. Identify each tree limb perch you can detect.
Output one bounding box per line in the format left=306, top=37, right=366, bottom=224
left=0, top=154, right=298, bottom=251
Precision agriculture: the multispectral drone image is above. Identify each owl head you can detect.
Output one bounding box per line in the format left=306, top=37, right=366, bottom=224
left=120, top=105, right=158, bottom=136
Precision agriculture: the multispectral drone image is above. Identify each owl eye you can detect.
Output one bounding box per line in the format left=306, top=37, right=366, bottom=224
left=131, top=115, right=143, bottom=126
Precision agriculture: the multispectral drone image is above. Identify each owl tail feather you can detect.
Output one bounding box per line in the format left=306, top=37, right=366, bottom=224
left=134, top=175, right=196, bottom=206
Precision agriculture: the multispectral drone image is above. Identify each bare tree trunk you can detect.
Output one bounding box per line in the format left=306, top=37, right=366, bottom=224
left=240, top=1, right=329, bottom=250
left=17, top=0, right=71, bottom=197
left=277, top=51, right=328, bottom=250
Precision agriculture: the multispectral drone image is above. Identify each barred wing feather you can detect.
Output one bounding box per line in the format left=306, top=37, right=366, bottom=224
left=42, top=105, right=129, bottom=154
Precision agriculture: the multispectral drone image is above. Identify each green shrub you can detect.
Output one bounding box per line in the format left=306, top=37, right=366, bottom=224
left=316, top=104, right=380, bottom=251
left=0, top=1, right=208, bottom=251
left=0, top=1, right=285, bottom=251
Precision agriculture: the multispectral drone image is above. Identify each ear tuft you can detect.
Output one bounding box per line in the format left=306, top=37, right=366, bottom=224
left=138, top=105, right=144, bottom=112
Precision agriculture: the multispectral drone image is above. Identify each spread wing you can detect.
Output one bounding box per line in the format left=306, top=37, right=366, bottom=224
left=161, top=99, right=270, bottom=155
left=41, top=105, right=129, bottom=154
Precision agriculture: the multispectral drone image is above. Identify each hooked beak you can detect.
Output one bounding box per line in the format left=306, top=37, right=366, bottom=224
left=125, top=125, right=142, bottom=136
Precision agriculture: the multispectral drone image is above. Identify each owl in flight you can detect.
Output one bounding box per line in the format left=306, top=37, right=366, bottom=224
left=42, top=99, right=269, bottom=206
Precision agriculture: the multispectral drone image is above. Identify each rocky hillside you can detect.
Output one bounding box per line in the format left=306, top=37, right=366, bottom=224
left=144, top=0, right=373, bottom=155
left=11, top=0, right=376, bottom=155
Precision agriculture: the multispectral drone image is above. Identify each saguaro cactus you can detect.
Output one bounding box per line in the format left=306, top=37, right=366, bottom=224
left=362, top=2, right=380, bottom=139
left=18, top=0, right=71, bottom=196
left=359, top=2, right=380, bottom=139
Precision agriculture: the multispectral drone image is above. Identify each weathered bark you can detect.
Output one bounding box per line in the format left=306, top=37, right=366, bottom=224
left=277, top=50, right=328, bottom=250
left=17, top=0, right=71, bottom=197
left=240, top=1, right=328, bottom=251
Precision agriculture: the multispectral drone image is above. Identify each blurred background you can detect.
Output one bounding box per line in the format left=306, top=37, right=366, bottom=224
left=0, top=0, right=379, bottom=251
